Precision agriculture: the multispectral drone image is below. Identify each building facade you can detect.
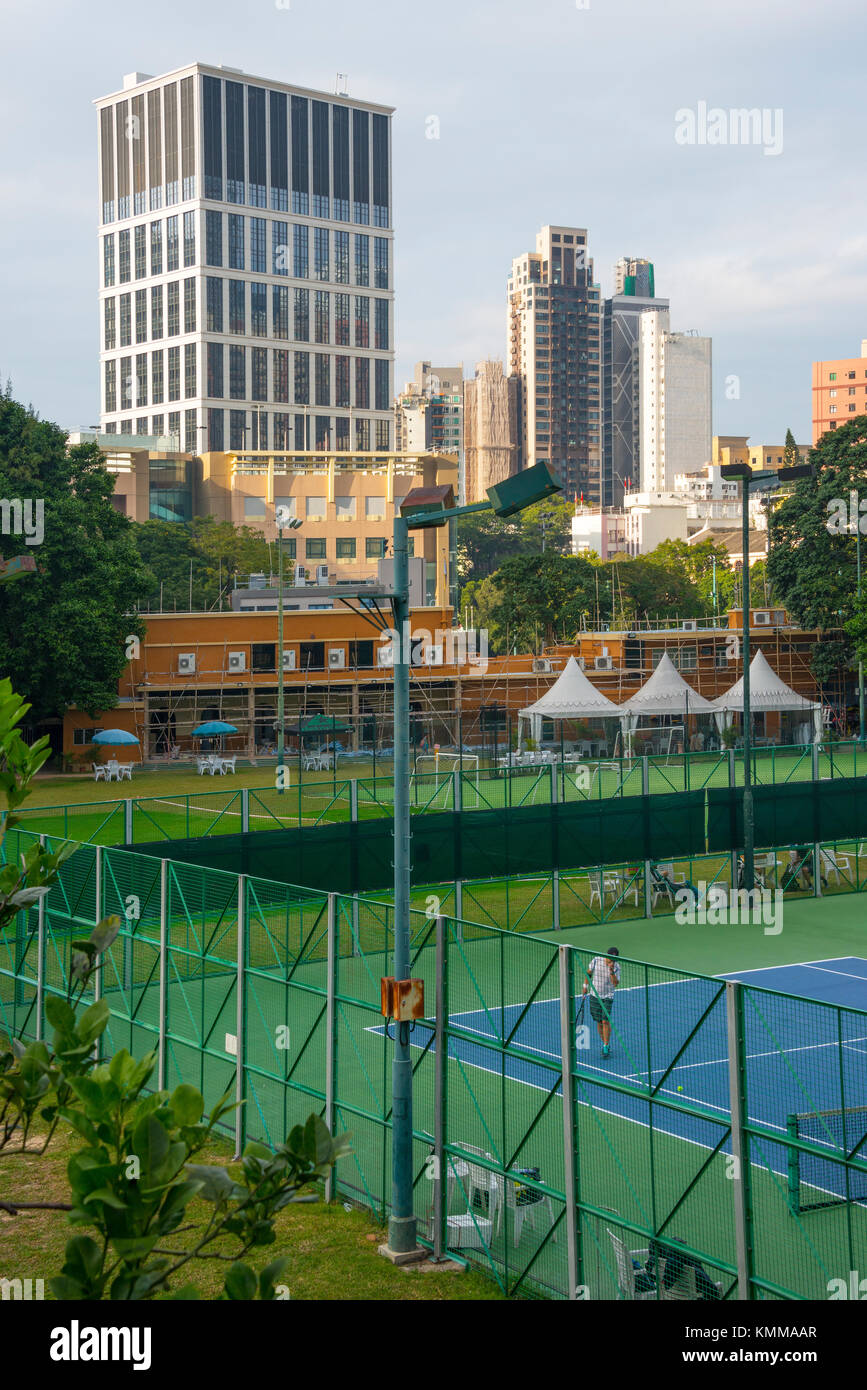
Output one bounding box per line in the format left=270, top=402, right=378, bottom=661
left=812, top=340, right=867, bottom=444
left=462, top=360, right=521, bottom=502
left=602, top=257, right=669, bottom=507
left=507, top=225, right=602, bottom=501
left=637, top=312, right=712, bottom=491
left=95, top=64, right=394, bottom=458
left=394, top=362, right=464, bottom=494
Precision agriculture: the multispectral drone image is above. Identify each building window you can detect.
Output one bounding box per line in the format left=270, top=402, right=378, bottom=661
left=355, top=418, right=370, bottom=450
left=184, top=408, right=197, bottom=452
left=104, top=298, right=116, bottom=350
left=167, top=410, right=181, bottom=443
left=207, top=342, right=224, bottom=398
left=334, top=293, right=350, bottom=347
left=336, top=537, right=356, bottom=561
left=134, top=224, right=147, bottom=279
left=373, top=236, right=388, bottom=289
left=250, top=216, right=266, bottom=273
left=118, top=229, right=130, bottom=283
left=293, top=223, right=308, bottom=277
left=274, top=414, right=291, bottom=449
left=166, top=346, right=180, bottom=403
left=229, top=280, right=246, bottom=334
left=374, top=418, right=389, bottom=451
left=167, top=281, right=180, bottom=336
left=354, top=296, right=369, bottom=347
left=306, top=495, right=326, bottom=520
left=165, top=215, right=179, bottom=272
left=315, top=354, right=331, bottom=406
left=250, top=281, right=267, bottom=336
left=273, top=349, right=289, bottom=402
left=151, top=350, right=164, bottom=404
left=119, top=355, right=132, bottom=411
left=150, top=285, right=163, bottom=339
left=228, top=214, right=245, bottom=269
left=103, top=234, right=115, bottom=287
left=184, top=343, right=197, bottom=398
left=150, top=414, right=163, bottom=435
left=315, top=415, right=330, bottom=449
left=270, top=89, right=288, bottom=210
left=205, top=210, right=222, bottom=266
left=335, top=416, right=350, bottom=451
left=306, top=537, right=327, bottom=559
left=314, top=227, right=329, bottom=281
left=273, top=220, right=289, bottom=275
left=355, top=357, right=369, bottom=409
left=229, top=409, right=246, bottom=449
left=374, top=359, right=389, bottom=412
left=335, top=494, right=356, bottom=520
left=251, top=643, right=276, bottom=673
left=226, top=80, right=245, bottom=203
left=229, top=345, right=246, bottom=399
left=183, top=211, right=196, bottom=266
left=135, top=354, right=148, bottom=408
left=315, top=290, right=330, bottom=344
left=247, top=86, right=267, bottom=207
left=374, top=299, right=389, bottom=350
left=273, top=285, right=289, bottom=339
left=354, top=235, right=369, bottom=286
left=366, top=537, right=386, bottom=559
left=183, top=277, right=196, bottom=333
left=104, top=360, right=116, bottom=413
left=208, top=407, right=224, bottom=451
left=334, top=230, right=349, bottom=284
left=251, top=347, right=268, bottom=401
left=290, top=95, right=309, bottom=214
left=365, top=494, right=384, bottom=520
left=206, top=277, right=223, bottom=332
left=119, top=293, right=131, bottom=346
left=244, top=496, right=267, bottom=519
left=294, top=288, right=309, bottom=340
left=335, top=355, right=350, bottom=408
left=294, top=351, right=309, bottom=404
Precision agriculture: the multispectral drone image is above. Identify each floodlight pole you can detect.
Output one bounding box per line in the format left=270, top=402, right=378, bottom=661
left=857, top=525, right=865, bottom=744
left=277, top=512, right=285, bottom=793
left=741, top=486, right=754, bottom=893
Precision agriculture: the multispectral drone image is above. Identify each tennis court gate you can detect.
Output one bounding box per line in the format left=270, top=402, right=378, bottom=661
left=2, top=832, right=866, bottom=1301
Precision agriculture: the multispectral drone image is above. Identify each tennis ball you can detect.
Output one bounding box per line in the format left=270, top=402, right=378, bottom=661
left=677, top=1085, right=683, bottom=1092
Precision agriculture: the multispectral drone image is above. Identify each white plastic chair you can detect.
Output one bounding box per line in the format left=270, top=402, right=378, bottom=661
left=819, top=848, right=850, bottom=884
left=607, top=1230, right=653, bottom=1300
left=117, top=763, right=133, bottom=781
left=93, top=763, right=107, bottom=781
left=651, top=863, right=685, bottom=908
left=220, top=755, right=237, bottom=775
left=658, top=1255, right=723, bottom=1301
left=459, top=1145, right=500, bottom=1231
left=197, top=756, right=214, bottom=776
left=504, top=1178, right=558, bottom=1248
left=588, top=872, right=620, bottom=910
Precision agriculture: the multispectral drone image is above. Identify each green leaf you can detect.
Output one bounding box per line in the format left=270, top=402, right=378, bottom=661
left=77, top=998, right=109, bottom=1046
left=45, top=996, right=76, bottom=1033
left=132, top=1112, right=170, bottom=1181
left=90, top=915, right=121, bottom=955
left=224, top=1262, right=258, bottom=1301
left=258, top=1258, right=290, bottom=1301
left=82, top=1187, right=128, bottom=1211
left=49, top=1274, right=87, bottom=1300
left=170, top=1083, right=204, bottom=1126
left=61, top=1235, right=103, bottom=1285
left=183, top=1164, right=238, bottom=1202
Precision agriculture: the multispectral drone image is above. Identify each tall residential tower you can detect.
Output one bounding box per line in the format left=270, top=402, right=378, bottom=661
left=507, top=225, right=602, bottom=501
left=602, top=257, right=669, bottom=506
left=95, top=64, right=394, bottom=456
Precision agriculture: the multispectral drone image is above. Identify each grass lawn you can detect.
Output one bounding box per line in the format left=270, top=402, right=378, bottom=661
left=0, top=1121, right=502, bottom=1301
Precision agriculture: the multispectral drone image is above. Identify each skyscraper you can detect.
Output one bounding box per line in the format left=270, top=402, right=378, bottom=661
left=463, top=360, right=521, bottom=502
left=394, top=362, right=464, bottom=491
left=637, top=312, right=712, bottom=491
left=507, top=226, right=602, bottom=501
left=602, top=258, right=669, bottom=506
left=95, top=64, right=394, bottom=457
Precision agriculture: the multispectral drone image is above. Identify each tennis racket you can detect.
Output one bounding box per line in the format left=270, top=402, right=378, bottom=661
left=576, top=994, right=586, bottom=1026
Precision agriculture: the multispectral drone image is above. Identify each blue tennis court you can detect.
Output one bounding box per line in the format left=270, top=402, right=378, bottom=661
left=390, top=956, right=867, bottom=1196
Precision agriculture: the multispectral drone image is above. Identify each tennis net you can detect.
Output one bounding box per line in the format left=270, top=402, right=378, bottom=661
left=787, top=1106, right=867, bottom=1211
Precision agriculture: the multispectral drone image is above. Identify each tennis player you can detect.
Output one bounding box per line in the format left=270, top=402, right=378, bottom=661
left=582, top=947, right=620, bottom=1058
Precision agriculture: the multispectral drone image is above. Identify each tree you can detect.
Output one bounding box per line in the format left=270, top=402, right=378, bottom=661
left=482, top=552, right=598, bottom=652
left=132, top=517, right=274, bottom=611
left=783, top=427, right=800, bottom=470
left=0, top=389, right=150, bottom=723
left=652, top=538, right=737, bottom=616
left=767, top=416, right=867, bottom=680
left=610, top=555, right=702, bottom=624
left=455, top=496, right=574, bottom=582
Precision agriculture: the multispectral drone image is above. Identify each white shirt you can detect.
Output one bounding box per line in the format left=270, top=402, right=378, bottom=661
left=586, top=956, right=620, bottom=1000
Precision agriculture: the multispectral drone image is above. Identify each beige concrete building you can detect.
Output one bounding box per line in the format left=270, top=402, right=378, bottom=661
left=462, top=360, right=521, bottom=502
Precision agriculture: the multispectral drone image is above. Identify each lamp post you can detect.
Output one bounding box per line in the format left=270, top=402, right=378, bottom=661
left=856, top=524, right=865, bottom=745
left=276, top=511, right=302, bottom=793
left=721, top=462, right=813, bottom=891
left=384, top=463, right=562, bottom=1258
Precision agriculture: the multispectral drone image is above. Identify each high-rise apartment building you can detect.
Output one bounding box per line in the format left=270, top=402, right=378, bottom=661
left=507, top=226, right=602, bottom=500
left=602, top=258, right=669, bottom=506
left=394, top=362, right=464, bottom=487
left=463, top=360, right=521, bottom=502
left=812, top=340, right=867, bottom=444
left=95, top=64, right=394, bottom=456
left=637, top=311, right=712, bottom=491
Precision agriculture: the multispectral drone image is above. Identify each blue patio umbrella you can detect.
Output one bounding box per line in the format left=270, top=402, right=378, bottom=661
left=92, top=729, right=140, bottom=746
left=192, top=721, right=238, bottom=737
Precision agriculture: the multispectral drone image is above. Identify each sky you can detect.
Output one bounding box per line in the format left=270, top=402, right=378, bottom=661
left=1, top=0, right=866, bottom=445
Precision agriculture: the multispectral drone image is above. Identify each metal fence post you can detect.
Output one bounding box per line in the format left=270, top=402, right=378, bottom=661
left=124, top=798, right=133, bottom=846
left=729, top=748, right=736, bottom=788
left=551, top=762, right=558, bottom=805
left=241, top=788, right=250, bottom=833
left=812, top=741, right=819, bottom=781
left=234, top=873, right=247, bottom=1159
left=325, top=893, right=338, bottom=1201
left=93, top=846, right=103, bottom=1060
left=559, top=945, right=581, bottom=1299
left=725, top=980, right=753, bottom=1300
left=814, top=841, right=823, bottom=898
left=454, top=880, right=463, bottom=941
left=36, top=834, right=45, bottom=1042
left=552, top=868, right=560, bottom=930
left=433, top=915, right=447, bottom=1260
left=642, top=755, right=649, bottom=797
left=453, top=769, right=462, bottom=815
left=644, top=859, right=653, bottom=918
left=158, top=858, right=168, bottom=1091
left=350, top=779, right=358, bottom=822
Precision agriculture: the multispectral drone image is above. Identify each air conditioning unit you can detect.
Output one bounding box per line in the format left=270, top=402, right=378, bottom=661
left=532, top=658, right=552, bottom=673
left=377, top=644, right=394, bottom=668
left=177, top=653, right=196, bottom=674
left=328, top=648, right=346, bottom=669
left=754, top=611, right=771, bottom=626
left=595, top=656, right=613, bottom=671
left=577, top=657, right=586, bottom=670
left=316, top=564, right=329, bottom=586
left=681, top=620, right=698, bottom=632
left=228, top=651, right=246, bottom=673
left=294, top=564, right=307, bottom=586
left=282, top=649, right=296, bottom=671
left=425, top=645, right=443, bottom=667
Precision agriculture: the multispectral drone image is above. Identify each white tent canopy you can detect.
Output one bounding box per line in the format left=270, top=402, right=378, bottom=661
left=716, top=649, right=822, bottom=740
left=519, top=656, right=621, bottom=744
left=618, top=652, right=720, bottom=751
